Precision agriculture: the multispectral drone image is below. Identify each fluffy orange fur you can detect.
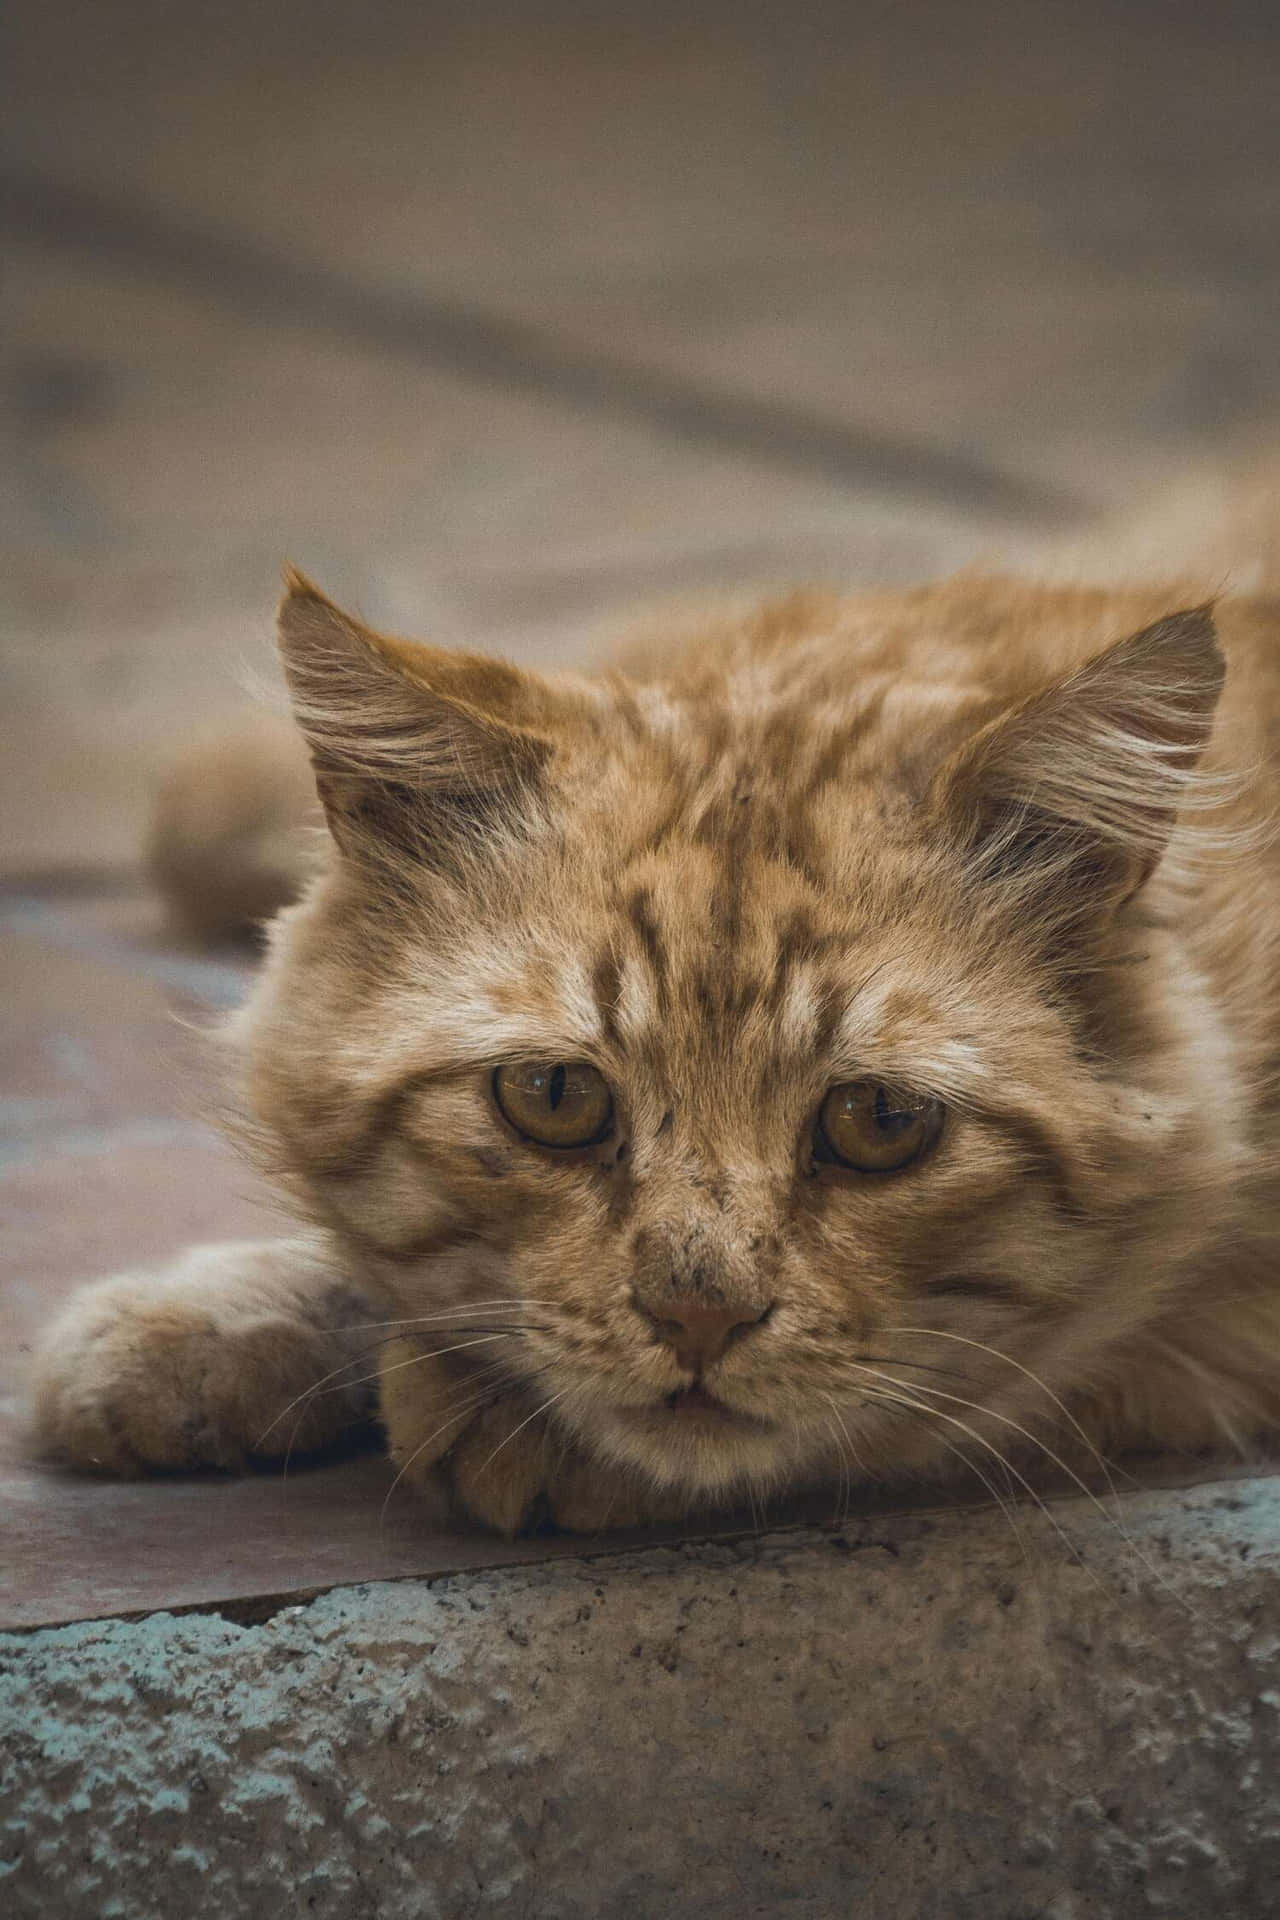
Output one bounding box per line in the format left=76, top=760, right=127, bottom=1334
left=30, top=567, right=1280, bottom=1533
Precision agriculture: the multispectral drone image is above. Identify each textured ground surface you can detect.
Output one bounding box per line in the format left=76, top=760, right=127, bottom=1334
left=5, top=1478, right=1280, bottom=1920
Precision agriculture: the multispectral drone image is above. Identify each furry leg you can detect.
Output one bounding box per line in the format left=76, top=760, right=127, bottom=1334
left=29, top=1237, right=377, bottom=1474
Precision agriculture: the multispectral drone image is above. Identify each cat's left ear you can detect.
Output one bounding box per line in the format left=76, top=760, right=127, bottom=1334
left=929, top=606, right=1225, bottom=917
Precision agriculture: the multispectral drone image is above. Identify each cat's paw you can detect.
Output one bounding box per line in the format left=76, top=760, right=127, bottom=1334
left=30, top=1252, right=366, bottom=1475
left=447, top=1396, right=680, bottom=1534
left=379, top=1339, right=547, bottom=1527
left=378, top=1335, right=484, bottom=1493
left=378, top=1339, right=686, bottom=1534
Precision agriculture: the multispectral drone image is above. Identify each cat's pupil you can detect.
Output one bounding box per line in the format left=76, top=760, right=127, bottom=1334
left=548, top=1063, right=567, bottom=1111
left=874, top=1087, right=915, bottom=1138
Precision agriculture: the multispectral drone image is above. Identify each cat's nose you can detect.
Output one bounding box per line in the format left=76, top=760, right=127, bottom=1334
left=640, top=1299, right=773, bottom=1374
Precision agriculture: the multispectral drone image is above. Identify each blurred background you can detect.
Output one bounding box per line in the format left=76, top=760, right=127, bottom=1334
left=5, top=0, right=1280, bottom=1617
left=4, top=0, right=1280, bottom=875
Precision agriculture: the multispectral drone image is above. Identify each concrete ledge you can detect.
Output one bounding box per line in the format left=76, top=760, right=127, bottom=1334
left=4, top=1477, right=1279, bottom=1918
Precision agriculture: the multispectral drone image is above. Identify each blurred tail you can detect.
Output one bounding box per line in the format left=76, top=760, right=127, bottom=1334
left=147, top=712, right=323, bottom=941
left=1051, top=456, right=1280, bottom=593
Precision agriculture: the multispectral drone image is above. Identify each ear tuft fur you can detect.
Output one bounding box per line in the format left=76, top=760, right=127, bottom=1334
left=932, top=605, right=1228, bottom=920
left=275, top=573, right=555, bottom=866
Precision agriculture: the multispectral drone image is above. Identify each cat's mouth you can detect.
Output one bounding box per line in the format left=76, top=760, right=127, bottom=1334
left=637, top=1383, right=772, bottom=1429
left=667, top=1383, right=726, bottom=1415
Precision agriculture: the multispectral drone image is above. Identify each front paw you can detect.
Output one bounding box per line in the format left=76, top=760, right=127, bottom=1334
left=447, top=1396, right=684, bottom=1536
left=378, top=1343, right=686, bottom=1535
left=31, top=1265, right=362, bottom=1474
left=378, top=1342, right=556, bottom=1531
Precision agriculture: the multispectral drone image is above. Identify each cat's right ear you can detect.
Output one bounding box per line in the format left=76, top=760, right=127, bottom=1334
left=276, top=570, right=560, bottom=869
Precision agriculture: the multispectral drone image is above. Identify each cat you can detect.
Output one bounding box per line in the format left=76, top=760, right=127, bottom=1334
left=28, top=565, right=1280, bottom=1535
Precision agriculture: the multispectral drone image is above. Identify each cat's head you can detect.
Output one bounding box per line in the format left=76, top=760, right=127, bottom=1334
left=243, top=573, right=1234, bottom=1499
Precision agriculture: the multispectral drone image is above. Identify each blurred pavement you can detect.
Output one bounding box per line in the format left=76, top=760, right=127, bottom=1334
left=5, top=0, right=1280, bottom=869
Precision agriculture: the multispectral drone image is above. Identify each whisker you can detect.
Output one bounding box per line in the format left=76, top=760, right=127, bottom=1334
left=281, top=1347, right=529, bottom=1484
left=473, top=1387, right=574, bottom=1479
left=846, top=1370, right=1097, bottom=1581
left=849, top=1354, right=1152, bottom=1576
left=874, top=1333, right=1178, bottom=1595
left=857, top=1353, right=971, bottom=1383
left=377, top=1360, right=562, bottom=1523
left=821, top=1417, right=845, bottom=1522
left=749, top=1481, right=765, bottom=1535
left=356, top=1331, right=516, bottom=1396
left=318, top=1300, right=561, bottom=1336
left=854, top=1358, right=1108, bottom=1506
left=822, top=1391, right=868, bottom=1498
left=259, top=1331, right=519, bottom=1451
left=863, top=1392, right=1030, bottom=1560
left=883, top=1325, right=1124, bottom=1496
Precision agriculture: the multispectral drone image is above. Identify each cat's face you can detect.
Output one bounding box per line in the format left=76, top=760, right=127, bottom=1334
left=245, top=577, right=1233, bottom=1500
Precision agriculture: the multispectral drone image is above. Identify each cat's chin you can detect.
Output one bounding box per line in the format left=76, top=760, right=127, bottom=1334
left=581, top=1388, right=799, bottom=1496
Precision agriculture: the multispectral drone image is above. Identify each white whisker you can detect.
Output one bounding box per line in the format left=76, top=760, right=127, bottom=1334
left=874, top=1331, right=1177, bottom=1594
left=474, top=1387, right=573, bottom=1478
left=378, top=1361, right=561, bottom=1523
left=846, top=1369, right=1097, bottom=1580
left=862, top=1391, right=1030, bottom=1559
left=259, top=1331, right=518, bottom=1450
left=883, top=1325, right=1124, bottom=1494
left=319, top=1299, right=560, bottom=1336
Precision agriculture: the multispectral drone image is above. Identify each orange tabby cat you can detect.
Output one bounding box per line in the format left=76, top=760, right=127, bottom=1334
left=29, top=566, right=1280, bottom=1533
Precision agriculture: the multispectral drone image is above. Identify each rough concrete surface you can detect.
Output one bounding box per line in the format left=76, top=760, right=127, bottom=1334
left=4, top=1477, right=1279, bottom=1919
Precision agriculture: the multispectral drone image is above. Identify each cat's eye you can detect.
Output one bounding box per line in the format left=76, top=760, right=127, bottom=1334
left=492, top=1061, right=614, bottom=1148
left=816, top=1080, right=943, bottom=1173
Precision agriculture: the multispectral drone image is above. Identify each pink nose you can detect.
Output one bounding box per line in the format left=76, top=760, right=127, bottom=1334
left=643, top=1300, right=772, bottom=1374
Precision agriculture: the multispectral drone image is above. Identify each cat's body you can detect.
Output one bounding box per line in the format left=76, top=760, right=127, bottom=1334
left=30, top=571, right=1280, bottom=1533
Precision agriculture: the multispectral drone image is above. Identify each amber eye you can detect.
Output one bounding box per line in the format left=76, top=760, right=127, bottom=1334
left=816, top=1080, right=943, bottom=1173
left=492, top=1061, right=614, bottom=1148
